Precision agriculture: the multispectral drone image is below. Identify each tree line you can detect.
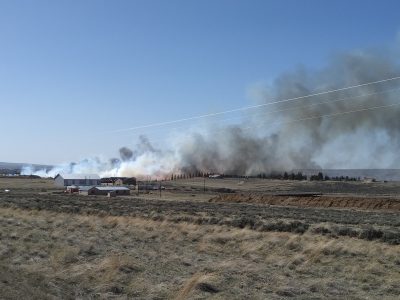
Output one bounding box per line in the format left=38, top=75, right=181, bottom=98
left=168, top=171, right=360, bottom=182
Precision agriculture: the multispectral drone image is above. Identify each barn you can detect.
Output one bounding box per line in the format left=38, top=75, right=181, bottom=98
left=82, top=186, right=130, bottom=196
left=54, top=174, right=101, bottom=187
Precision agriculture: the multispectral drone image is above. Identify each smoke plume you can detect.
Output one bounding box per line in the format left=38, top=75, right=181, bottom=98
left=23, top=46, right=400, bottom=178
left=119, top=147, right=133, bottom=161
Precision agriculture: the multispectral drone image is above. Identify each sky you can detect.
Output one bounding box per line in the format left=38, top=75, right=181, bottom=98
left=1, top=0, right=400, bottom=164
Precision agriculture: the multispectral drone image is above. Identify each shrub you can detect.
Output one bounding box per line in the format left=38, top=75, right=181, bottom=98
left=381, top=231, right=400, bottom=245
left=334, top=226, right=359, bottom=238
left=359, top=227, right=383, bottom=241
left=231, top=217, right=256, bottom=229
left=260, top=221, right=309, bottom=234
left=312, top=226, right=332, bottom=235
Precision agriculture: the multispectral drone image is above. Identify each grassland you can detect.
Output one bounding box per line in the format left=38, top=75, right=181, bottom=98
left=0, top=178, right=399, bottom=299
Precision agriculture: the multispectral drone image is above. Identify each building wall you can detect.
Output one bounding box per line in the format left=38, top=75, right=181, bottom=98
left=114, top=179, right=124, bottom=186
left=81, top=179, right=100, bottom=186
left=115, top=189, right=130, bottom=195
left=93, top=179, right=101, bottom=185
left=101, top=179, right=124, bottom=186
left=55, top=176, right=101, bottom=187
left=54, top=176, right=65, bottom=187
left=86, top=188, right=106, bottom=196
left=86, top=188, right=130, bottom=196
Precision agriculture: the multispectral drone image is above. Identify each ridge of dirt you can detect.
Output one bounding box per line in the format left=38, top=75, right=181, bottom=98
left=211, top=193, right=400, bottom=212
left=1, top=193, right=399, bottom=227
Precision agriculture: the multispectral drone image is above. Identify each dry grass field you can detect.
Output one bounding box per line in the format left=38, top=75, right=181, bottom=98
left=0, top=177, right=399, bottom=299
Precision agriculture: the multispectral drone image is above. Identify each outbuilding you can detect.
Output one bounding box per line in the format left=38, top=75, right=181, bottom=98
left=78, top=186, right=94, bottom=195
left=66, top=185, right=80, bottom=193
left=86, top=186, right=130, bottom=196
left=54, top=174, right=101, bottom=187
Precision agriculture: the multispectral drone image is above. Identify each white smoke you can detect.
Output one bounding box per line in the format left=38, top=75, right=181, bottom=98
left=22, top=136, right=182, bottom=179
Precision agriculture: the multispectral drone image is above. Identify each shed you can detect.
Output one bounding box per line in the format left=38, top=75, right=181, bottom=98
left=78, top=186, right=95, bottom=195
left=55, top=174, right=101, bottom=187
left=66, top=185, right=80, bottom=193
left=86, top=186, right=130, bottom=196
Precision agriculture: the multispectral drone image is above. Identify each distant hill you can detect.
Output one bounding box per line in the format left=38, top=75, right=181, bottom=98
left=0, top=162, right=53, bottom=174
left=298, top=169, right=400, bottom=181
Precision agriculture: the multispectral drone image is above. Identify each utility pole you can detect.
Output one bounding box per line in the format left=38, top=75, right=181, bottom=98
left=159, top=182, right=162, bottom=198
left=203, top=176, right=206, bottom=193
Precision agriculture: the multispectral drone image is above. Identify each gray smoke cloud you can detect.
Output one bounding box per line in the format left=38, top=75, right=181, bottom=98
left=23, top=46, right=400, bottom=178
left=119, top=147, right=133, bottom=161
left=175, top=49, right=400, bottom=174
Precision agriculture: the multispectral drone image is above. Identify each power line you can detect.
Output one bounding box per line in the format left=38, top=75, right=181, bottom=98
left=122, top=86, right=400, bottom=138
left=199, top=87, right=400, bottom=127
left=132, top=101, right=400, bottom=145
left=243, top=102, right=400, bottom=131
left=109, top=75, right=400, bottom=133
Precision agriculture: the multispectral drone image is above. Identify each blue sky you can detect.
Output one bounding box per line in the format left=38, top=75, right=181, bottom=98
left=1, top=0, right=400, bottom=164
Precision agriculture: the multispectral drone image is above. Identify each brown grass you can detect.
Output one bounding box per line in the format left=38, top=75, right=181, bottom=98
left=1, top=178, right=400, bottom=298
left=175, top=273, right=218, bottom=299
left=1, top=206, right=399, bottom=299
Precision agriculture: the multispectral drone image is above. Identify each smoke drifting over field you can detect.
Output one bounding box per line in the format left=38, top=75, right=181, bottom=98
left=23, top=48, right=400, bottom=178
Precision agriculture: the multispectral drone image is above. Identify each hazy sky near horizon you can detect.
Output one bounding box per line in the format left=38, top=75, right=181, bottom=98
left=1, top=0, right=400, bottom=164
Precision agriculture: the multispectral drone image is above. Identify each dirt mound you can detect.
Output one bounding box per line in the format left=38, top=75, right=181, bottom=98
left=211, top=193, right=400, bottom=212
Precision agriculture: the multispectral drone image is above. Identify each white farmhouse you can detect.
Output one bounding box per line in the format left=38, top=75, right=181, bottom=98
left=54, top=173, right=101, bottom=187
